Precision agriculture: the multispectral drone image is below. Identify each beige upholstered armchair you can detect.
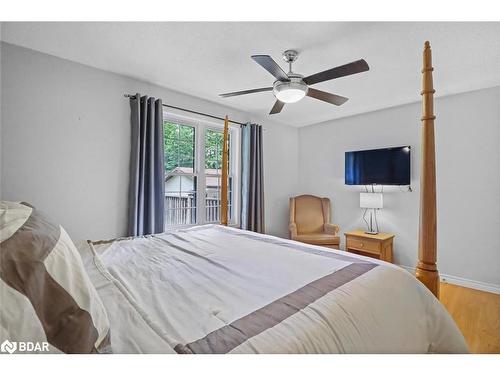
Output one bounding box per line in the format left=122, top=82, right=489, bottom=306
left=289, top=195, right=340, bottom=249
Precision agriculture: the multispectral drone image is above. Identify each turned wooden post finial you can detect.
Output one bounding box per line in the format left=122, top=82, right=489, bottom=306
left=415, top=41, right=440, bottom=298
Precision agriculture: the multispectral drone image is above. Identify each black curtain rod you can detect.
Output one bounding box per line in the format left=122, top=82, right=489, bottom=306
left=124, top=94, right=246, bottom=126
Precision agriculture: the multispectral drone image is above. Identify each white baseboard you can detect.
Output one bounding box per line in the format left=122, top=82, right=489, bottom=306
left=398, top=265, right=500, bottom=295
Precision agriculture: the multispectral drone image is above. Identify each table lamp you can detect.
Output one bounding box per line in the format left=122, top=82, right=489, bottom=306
left=360, top=192, right=383, bottom=234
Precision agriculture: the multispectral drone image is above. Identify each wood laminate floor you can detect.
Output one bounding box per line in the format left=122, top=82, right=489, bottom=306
left=440, top=282, right=500, bottom=353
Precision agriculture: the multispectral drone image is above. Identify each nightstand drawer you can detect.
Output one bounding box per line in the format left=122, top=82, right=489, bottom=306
left=344, top=230, right=395, bottom=263
left=346, top=237, right=380, bottom=254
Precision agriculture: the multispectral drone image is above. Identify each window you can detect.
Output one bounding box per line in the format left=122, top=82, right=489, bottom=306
left=204, top=128, right=233, bottom=223
left=163, top=114, right=239, bottom=228
left=164, top=122, right=197, bottom=225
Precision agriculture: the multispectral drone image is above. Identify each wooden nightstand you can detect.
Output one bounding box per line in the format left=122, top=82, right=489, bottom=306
left=344, top=230, right=395, bottom=263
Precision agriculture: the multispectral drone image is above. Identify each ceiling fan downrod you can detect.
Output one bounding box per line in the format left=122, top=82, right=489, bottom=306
left=282, top=49, right=299, bottom=74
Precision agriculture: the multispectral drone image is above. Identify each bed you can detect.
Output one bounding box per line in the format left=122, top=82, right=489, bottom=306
left=77, top=225, right=467, bottom=353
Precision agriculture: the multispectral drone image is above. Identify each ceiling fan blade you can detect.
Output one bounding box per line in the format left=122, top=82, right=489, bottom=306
left=269, top=100, right=285, bottom=114
left=251, top=55, right=289, bottom=81
left=307, top=88, right=349, bottom=106
left=303, top=59, right=369, bottom=86
left=220, top=87, right=273, bottom=98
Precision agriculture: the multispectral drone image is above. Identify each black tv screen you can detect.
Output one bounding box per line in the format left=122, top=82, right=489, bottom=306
left=345, top=146, right=411, bottom=185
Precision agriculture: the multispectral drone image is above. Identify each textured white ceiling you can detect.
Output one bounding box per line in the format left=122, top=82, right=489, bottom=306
left=2, top=22, right=500, bottom=127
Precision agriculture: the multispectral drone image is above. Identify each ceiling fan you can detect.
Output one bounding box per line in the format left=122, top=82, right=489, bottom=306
left=220, top=50, right=369, bottom=114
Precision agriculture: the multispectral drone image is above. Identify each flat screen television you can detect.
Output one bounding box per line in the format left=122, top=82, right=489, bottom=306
left=345, top=146, right=411, bottom=185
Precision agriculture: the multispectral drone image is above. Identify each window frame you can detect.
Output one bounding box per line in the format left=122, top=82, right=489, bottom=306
left=163, top=111, right=240, bottom=229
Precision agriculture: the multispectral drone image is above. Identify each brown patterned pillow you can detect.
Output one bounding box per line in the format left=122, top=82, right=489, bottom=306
left=0, top=201, right=111, bottom=353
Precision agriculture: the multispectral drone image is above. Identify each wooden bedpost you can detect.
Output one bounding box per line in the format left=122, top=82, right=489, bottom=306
left=416, top=41, right=439, bottom=298
left=220, top=115, right=229, bottom=226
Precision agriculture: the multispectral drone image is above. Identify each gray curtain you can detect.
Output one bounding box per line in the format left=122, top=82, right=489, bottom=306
left=128, top=93, right=165, bottom=236
left=240, top=123, right=265, bottom=233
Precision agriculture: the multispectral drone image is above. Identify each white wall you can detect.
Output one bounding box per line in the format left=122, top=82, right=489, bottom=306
left=298, top=86, right=500, bottom=287
left=0, top=24, right=3, bottom=194
left=1, top=42, right=298, bottom=240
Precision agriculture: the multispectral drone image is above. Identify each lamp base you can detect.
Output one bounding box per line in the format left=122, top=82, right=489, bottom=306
left=363, top=207, right=380, bottom=235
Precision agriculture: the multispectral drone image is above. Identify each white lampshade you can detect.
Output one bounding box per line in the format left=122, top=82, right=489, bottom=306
left=360, top=192, right=383, bottom=209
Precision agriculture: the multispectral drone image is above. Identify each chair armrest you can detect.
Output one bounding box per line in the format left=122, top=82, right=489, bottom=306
left=289, top=222, right=298, bottom=239
left=324, top=223, right=340, bottom=236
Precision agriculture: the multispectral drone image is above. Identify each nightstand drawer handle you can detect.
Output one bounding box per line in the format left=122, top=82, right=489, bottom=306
left=359, top=243, right=364, bottom=247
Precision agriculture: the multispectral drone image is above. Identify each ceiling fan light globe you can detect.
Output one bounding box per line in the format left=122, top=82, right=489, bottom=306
left=273, top=81, right=308, bottom=104
left=275, top=88, right=306, bottom=103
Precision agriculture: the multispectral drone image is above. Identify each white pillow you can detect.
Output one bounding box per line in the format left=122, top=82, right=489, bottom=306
left=0, top=201, right=111, bottom=353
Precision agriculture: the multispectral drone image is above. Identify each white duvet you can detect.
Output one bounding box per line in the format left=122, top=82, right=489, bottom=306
left=79, top=225, right=468, bottom=354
